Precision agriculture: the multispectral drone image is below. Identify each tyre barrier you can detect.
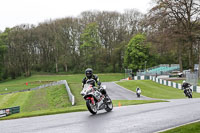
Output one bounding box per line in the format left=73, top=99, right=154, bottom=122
left=149, top=76, right=200, bottom=93
left=134, top=75, right=150, bottom=80
left=130, top=75, right=200, bottom=93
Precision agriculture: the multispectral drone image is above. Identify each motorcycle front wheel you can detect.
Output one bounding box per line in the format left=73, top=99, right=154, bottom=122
left=105, top=96, right=113, bottom=112
left=86, top=100, right=97, bottom=114
left=186, top=91, right=192, bottom=98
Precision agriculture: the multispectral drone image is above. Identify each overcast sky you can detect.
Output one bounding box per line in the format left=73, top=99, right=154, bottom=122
left=0, top=0, right=152, bottom=31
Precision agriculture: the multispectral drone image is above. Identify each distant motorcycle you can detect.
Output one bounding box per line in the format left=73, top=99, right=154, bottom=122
left=184, top=87, right=192, bottom=98
left=136, top=91, right=141, bottom=98
left=80, top=79, right=113, bottom=114
left=136, top=87, right=141, bottom=98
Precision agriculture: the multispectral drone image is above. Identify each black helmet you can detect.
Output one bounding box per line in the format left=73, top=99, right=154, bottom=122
left=85, top=68, right=93, bottom=79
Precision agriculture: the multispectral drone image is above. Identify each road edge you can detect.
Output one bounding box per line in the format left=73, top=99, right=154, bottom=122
left=156, top=119, right=200, bottom=133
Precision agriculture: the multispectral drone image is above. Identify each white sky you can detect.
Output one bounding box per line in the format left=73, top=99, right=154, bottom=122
left=0, top=0, right=152, bottom=31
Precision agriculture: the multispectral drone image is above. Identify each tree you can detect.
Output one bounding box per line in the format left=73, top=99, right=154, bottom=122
left=0, top=28, right=9, bottom=80
left=124, top=34, right=151, bottom=72
left=0, top=10, right=150, bottom=78
left=6, top=25, right=35, bottom=78
left=149, top=0, right=200, bottom=71
left=55, top=17, right=81, bottom=72
left=80, top=22, right=101, bottom=69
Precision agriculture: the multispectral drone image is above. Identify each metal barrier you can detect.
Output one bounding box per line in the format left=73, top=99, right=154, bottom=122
left=0, top=80, right=75, bottom=106
left=61, top=80, right=75, bottom=106
left=186, top=72, right=198, bottom=86
left=0, top=106, right=20, bottom=118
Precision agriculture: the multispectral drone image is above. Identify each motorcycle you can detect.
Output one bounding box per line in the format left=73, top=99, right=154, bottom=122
left=184, top=87, right=192, bottom=98
left=80, top=79, right=113, bottom=115
left=136, top=91, right=141, bottom=98
left=136, top=88, right=141, bottom=98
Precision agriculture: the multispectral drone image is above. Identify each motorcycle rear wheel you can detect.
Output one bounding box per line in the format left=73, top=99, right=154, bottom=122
left=86, top=100, right=97, bottom=114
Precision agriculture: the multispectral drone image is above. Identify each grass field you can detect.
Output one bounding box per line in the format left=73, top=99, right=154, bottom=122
left=117, top=80, right=200, bottom=99
left=0, top=85, right=71, bottom=112
left=0, top=73, right=123, bottom=116
left=0, top=73, right=124, bottom=94
left=0, top=73, right=167, bottom=120
left=3, top=74, right=200, bottom=120
left=161, top=121, right=200, bottom=133
left=0, top=82, right=165, bottom=120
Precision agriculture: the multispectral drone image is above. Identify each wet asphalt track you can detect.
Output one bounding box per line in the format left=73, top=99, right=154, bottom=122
left=0, top=83, right=200, bottom=133
left=102, top=82, right=153, bottom=100
left=1, top=98, right=200, bottom=133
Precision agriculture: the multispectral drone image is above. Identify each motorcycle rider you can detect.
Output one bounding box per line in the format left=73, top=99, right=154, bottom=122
left=136, top=87, right=141, bottom=97
left=182, top=80, right=191, bottom=96
left=82, top=68, right=107, bottom=96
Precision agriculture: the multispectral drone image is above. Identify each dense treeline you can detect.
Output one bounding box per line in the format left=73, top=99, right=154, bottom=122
left=0, top=0, right=199, bottom=80
left=0, top=10, right=147, bottom=79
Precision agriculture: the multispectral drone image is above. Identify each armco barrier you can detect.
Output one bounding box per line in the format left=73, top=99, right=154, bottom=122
left=61, top=80, right=75, bottom=106
left=0, top=106, right=20, bottom=118
left=0, top=80, right=75, bottom=105
left=30, top=80, right=75, bottom=105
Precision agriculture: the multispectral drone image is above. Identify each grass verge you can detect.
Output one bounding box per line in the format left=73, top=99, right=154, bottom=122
left=161, top=121, right=200, bottom=133
left=116, top=80, right=200, bottom=99
left=0, top=85, right=71, bottom=112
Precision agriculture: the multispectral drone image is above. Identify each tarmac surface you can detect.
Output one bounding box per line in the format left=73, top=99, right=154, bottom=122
left=0, top=98, right=200, bottom=133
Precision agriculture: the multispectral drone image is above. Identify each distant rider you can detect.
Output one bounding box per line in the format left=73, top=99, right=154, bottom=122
left=136, top=87, right=141, bottom=93
left=136, top=87, right=141, bottom=97
left=82, top=68, right=107, bottom=96
left=182, top=80, right=191, bottom=96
